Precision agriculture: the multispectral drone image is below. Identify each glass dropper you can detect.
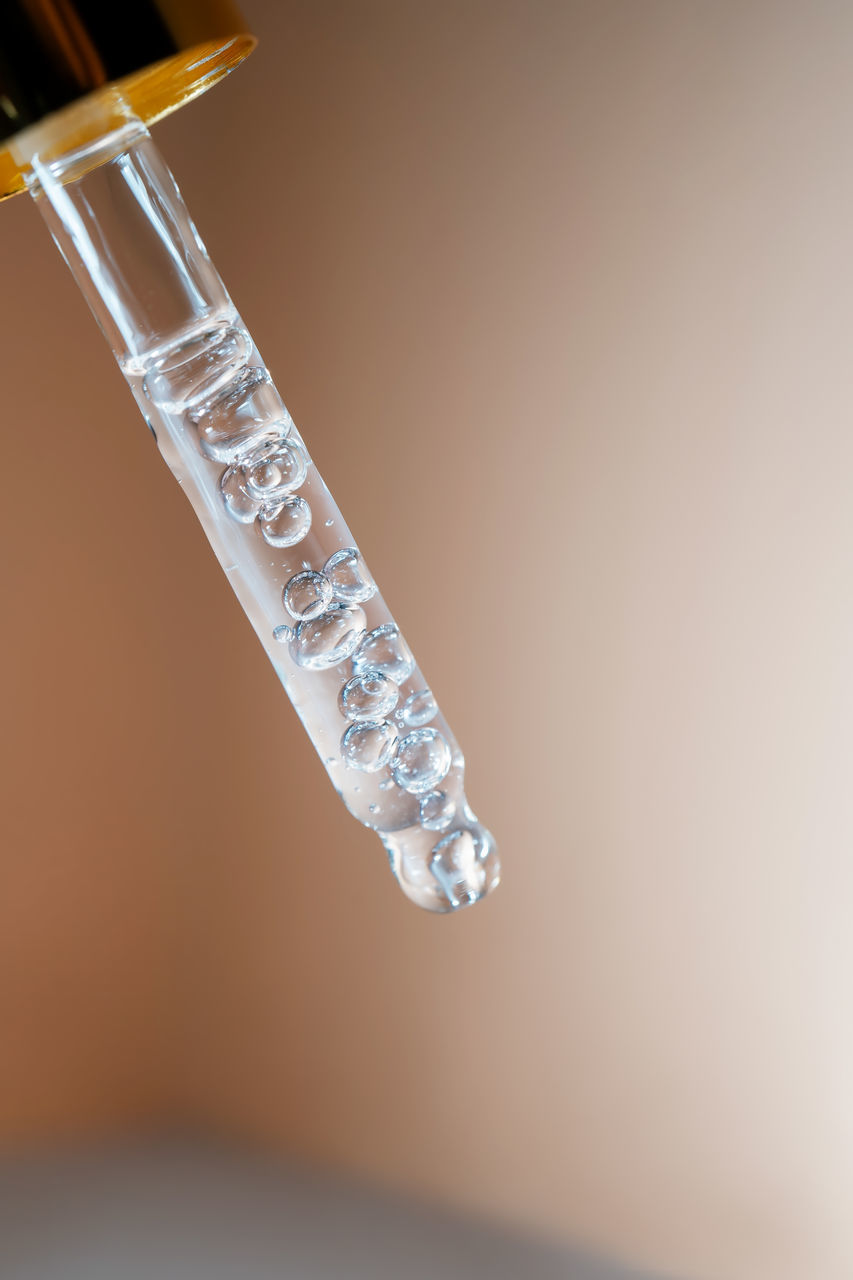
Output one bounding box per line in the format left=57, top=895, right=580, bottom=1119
left=8, top=86, right=500, bottom=913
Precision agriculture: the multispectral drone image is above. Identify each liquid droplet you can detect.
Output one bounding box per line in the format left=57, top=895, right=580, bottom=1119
left=339, top=671, right=399, bottom=722
left=323, top=547, right=376, bottom=604
left=289, top=604, right=366, bottom=670
left=340, top=721, right=397, bottom=772
left=272, top=623, right=293, bottom=644
left=391, top=727, right=452, bottom=795
left=283, top=570, right=332, bottom=621
left=419, top=789, right=455, bottom=831
left=429, top=824, right=497, bottom=910
left=325, top=518, right=334, bottom=527
left=352, top=624, right=415, bottom=684
left=259, top=496, right=312, bottom=547
left=399, top=688, right=437, bottom=728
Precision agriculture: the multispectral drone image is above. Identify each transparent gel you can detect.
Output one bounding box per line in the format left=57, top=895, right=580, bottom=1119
left=16, top=104, right=499, bottom=913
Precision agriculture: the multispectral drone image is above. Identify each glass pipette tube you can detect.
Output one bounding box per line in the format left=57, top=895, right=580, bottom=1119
left=15, top=102, right=499, bottom=913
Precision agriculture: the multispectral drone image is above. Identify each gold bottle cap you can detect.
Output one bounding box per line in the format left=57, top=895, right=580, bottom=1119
left=0, top=0, right=255, bottom=200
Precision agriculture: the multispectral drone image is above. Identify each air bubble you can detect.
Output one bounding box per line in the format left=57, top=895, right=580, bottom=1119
left=272, top=624, right=293, bottom=644
left=191, top=367, right=289, bottom=463
left=340, top=720, right=398, bottom=773
left=419, top=790, right=455, bottom=831
left=339, top=671, right=399, bottom=722
left=142, top=323, right=252, bottom=413
left=219, top=464, right=260, bottom=523
left=244, top=438, right=308, bottom=501
left=323, top=547, right=376, bottom=604
left=399, top=688, right=437, bottom=728
left=352, top=624, right=415, bottom=684
left=289, top=604, right=366, bottom=670
left=259, top=496, right=312, bottom=547
left=391, top=728, right=452, bottom=795
left=283, top=570, right=332, bottom=621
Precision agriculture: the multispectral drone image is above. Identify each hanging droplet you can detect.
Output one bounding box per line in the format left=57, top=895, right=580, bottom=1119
left=323, top=547, right=376, bottom=604
left=391, top=727, right=452, bottom=795
left=283, top=570, right=332, bottom=621
left=352, top=624, right=415, bottom=684
left=340, top=720, right=398, bottom=773
left=289, top=604, right=366, bottom=670
left=398, top=688, right=437, bottom=728
left=429, top=824, right=497, bottom=910
left=419, top=789, right=455, bottom=831
left=259, top=496, right=312, bottom=547
left=338, top=671, right=399, bottom=722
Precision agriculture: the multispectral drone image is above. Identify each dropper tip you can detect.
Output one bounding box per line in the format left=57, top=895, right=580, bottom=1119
left=384, top=818, right=500, bottom=913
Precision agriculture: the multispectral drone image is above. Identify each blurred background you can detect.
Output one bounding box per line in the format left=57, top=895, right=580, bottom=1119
left=3, top=1, right=853, bottom=1277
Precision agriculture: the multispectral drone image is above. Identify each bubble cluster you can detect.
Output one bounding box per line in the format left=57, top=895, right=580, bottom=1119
left=175, top=325, right=495, bottom=912
left=271, top=549, right=459, bottom=856
left=198, top=377, right=312, bottom=548
left=219, top=436, right=309, bottom=524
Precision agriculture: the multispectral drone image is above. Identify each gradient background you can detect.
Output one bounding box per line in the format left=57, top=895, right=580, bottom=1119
left=2, top=2, right=853, bottom=1277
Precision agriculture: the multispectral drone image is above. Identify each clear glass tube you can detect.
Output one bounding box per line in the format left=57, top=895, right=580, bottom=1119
left=14, top=101, right=499, bottom=913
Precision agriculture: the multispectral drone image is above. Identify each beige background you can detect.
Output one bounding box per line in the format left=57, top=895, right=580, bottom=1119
left=2, top=2, right=853, bottom=1277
